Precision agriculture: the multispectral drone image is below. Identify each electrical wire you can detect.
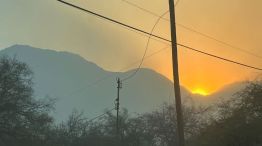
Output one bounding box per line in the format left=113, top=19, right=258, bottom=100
left=86, top=108, right=115, bottom=123
left=54, top=0, right=262, bottom=124
left=53, top=0, right=262, bottom=128
left=56, top=45, right=170, bottom=99
left=119, top=45, right=170, bottom=72
left=122, top=10, right=170, bottom=81
left=121, top=0, right=180, bottom=81
left=175, top=0, right=181, bottom=6
left=177, top=43, right=262, bottom=71
left=57, top=0, right=169, bottom=42
left=176, top=24, right=262, bottom=59
left=121, top=0, right=262, bottom=59
left=57, top=0, right=262, bottom=71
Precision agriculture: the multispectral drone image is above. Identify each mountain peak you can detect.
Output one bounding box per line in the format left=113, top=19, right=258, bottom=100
left=0, top=44, right=246, bottom=121
left=1, top=45, right=187, bottom=121
left=2, top=44, right=106, bottom=72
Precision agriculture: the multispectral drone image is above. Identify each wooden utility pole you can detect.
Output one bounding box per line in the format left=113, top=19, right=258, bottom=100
left=168, top=0, right=185, bottom=146
left=115, top=78, right=122, bottom=145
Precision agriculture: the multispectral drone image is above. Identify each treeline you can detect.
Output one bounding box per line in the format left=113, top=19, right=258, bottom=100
left=0, top=56, right=261, bottom=146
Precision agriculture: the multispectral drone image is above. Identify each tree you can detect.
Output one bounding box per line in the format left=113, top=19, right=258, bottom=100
left=192, top=80, right=262, bottom=146
left=0, top=56, right=54, bottom=146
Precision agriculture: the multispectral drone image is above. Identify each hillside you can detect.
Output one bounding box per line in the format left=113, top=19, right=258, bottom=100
left=0, top=45, right=247, bottom=121
left=0, top=45, right=191, bottom=121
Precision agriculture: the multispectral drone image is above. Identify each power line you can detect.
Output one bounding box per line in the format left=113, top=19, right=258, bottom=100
left=55, top=0, right=262, bottom=132
left=52, top=44, right=170, bottom=102
left=121, top=0, right=262, bottom=59
left=121, top=0, right=180, bottom=81
left=115, top=19, right=170, bottom=45
left=57, top=0, right=262, bottom=71
left=122, top=10, right=169, bottom=81
left=64, top=46, right=170, bottom=98
left=54, top=45, right=170, bottom=99
left=48, top=47, right=170, bottom=129
left=56, top=74, right=114, bottom=100
left=176, top=24, right=262, bottom=59
left=50, top=46, right=168, bottom=130
left=87, top=108, right=115, bottom=123
left=119, top=45, right=170, bottom=72
left=121, top=0, right=180, bottom=17
left=121, top=25, right=262, bottom=71
left=64, top=107, right=114, bottom=125
left=57, top=0, right=169, bottom=42
left=122, top=0, right=166, bottom=19
left=177, top=43, right=262, bottom=71
left=175, top=0, right=181, bottom=6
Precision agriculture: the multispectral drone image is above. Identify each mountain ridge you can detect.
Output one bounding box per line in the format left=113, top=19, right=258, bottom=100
left=0, top=45, right=247, bottom=121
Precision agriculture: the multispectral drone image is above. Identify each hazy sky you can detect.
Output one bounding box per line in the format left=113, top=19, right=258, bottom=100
left=0, top=0, right=261, bottom=94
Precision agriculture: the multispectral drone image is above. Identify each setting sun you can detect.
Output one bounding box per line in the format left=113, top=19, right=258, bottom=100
left=192, top=88, right=209, bottom=96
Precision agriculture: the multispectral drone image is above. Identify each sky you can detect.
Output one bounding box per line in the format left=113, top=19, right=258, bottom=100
left=0, top=0, right=261, bottom=95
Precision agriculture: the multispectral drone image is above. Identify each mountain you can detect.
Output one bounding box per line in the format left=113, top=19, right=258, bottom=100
left=0, top=45, right=192, bottom=121
left=0, top=45, right=247, bottom=121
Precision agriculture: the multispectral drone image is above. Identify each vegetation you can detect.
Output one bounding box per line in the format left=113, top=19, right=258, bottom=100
left=0, top=56, right=261, bottom=146
left=0, top=56, right=54, bottom=146
left=188, top=80, right=262, bottom=146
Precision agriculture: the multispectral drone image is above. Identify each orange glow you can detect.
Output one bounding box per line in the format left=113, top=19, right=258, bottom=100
left=143, top=44, right=258, bottom=96
left=192, top=88, right=209, bottom=96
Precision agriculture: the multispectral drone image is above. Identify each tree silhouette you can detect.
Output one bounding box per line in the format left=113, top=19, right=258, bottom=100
left=0, top=56, right=54, bottom=146
left=191, top=80, right=262, bottom=146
